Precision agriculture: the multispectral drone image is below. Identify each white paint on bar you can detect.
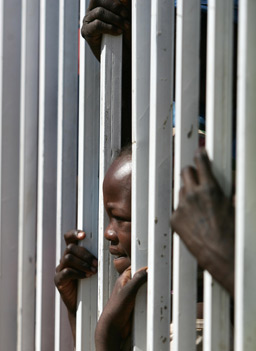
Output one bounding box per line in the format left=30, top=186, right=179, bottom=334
left=98, top=34, right=122, bottom=317
left=132, top=0, right=151, bottom=349
left=204, top=1, right=233, bottom=350
left=76, top=1, right=100, bottom=349
left=55, top=0, right=78, bottom=350
left=173, top=0, right=200, bottom=350
left=36, top=0, right=59, bottom=349
left=55, top=5, right=65, bottom=348
left=17, top=0, right=39, bottom=350
left=235, top=1, right=256, bottom=350
left=0, top=0, right=4, bottom=278
left=147, top=0, right=174, bottom=350
left=36, top=1, right=46, bottom=347
left=0, top=0, right=21, bottom=348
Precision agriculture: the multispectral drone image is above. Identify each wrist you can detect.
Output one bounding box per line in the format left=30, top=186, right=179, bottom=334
left=68, top=311, right=76, bottom=345
left=95, top=319, right=122, bottom=351
left=204, top=253, right=234, bottom=297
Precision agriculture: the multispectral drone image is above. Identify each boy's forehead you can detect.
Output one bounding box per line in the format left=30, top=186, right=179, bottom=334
left=106, top=157, right=132, bottom=181
left=113, top=158, right=132, bottom=180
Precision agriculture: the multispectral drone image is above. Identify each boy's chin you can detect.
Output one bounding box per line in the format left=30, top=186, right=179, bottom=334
left=113, top=256, right=131, bottom=274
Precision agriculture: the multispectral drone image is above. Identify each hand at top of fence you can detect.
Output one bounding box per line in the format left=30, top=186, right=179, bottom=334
left=95, top=266, right=147, bottom=351
left=81, top=0, right=132, bottom=145
left=81, top=0, right=131, bottom=61
left=171, top=148, right=235, bottom=297
left=54, top=229, right=98, bottom=341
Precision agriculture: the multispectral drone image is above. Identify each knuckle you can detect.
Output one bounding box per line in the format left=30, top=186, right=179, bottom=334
left=94, top=19, right=103, bottom=30
left=64, top=253, right=73, bottom=264
left=61, top=268, right=71, bottom=278
left=55, top=264, right=61, bottom=273
left=170, top=210, right=178, bottom=226
left=82, top=261, right=90, bottom=269
left=62, top=267, right=69, bottom=275
left=64, top=232, right=69, bottom=240
left=185, top=190, right=197, bottom=203
left=182, top=166, right=197, bottom=181
left=81, top=23, right=87, bottom=37
left=54, top=271, right=66, bottom=286
left=66, top=243, right=74, bottom=252
left=95, top=6, right=105, bottom=17
left=54, top=274, right=59, bottom=286
left=201, top=183, right=219, bottom=198
left=181, top=165, right=193, bottom=176
left=178, top=186, right=185, bottom=199
left=82, top=254, right=90, bottom=263
left=64, top=229, right=76, bottom=241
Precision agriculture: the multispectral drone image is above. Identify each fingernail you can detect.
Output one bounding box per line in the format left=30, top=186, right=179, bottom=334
left=90, top=267, right=97, bottom=273
left=77, top=231, right=85, bottom=239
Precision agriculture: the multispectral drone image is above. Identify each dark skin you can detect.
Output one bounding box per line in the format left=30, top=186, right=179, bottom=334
left=171, top=148, right=235, bottom=298
left=103, top=155, right=132, bottom=274
left=81, top=0, right=131, bottom=62
left=54, top=230, right=98, bottom=342
left=95, top=155, right=148, bottom=350
left=95, top=266, right=147, bottom=351
left=55, top=155, right=147, bottom=349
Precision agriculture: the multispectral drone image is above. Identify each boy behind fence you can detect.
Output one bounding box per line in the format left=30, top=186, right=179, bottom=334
left=55, top=147, right=234, bottom=350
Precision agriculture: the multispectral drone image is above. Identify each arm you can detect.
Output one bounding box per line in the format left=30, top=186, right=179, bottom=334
left=54, top=230, right=98, bottom=344
left=171, top=149, right=235, bottom=297
left=95, top=266, right=147, bottom=351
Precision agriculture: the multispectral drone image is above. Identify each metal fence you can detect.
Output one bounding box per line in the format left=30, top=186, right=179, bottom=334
left=0, top=0, right=255, bottom=350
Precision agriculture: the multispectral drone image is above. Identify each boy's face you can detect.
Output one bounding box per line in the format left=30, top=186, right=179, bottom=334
left=103, top=156, right=132, bottom=274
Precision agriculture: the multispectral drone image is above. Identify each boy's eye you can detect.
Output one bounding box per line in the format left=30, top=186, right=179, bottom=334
left=114, top=216, right=124, bottom=222
left=113, top=215, right=131, bottom=222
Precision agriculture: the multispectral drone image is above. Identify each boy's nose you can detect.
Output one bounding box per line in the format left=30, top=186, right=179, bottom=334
left=104, top=225, right=118, bottom=243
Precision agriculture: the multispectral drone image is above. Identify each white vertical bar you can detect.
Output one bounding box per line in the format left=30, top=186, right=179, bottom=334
left=36, top=0, right=59, bottom=349
left=0, top=0, right=3, bottom=260
left=76, top=32, right=122, bottom=351
left=235, top=1, right=256, bottom=350
left=173, top=0, right=200, bottom=350
left=76, top=0, right=100, bottom=349
left=0, top=0, right=21, bottom=349
left=17, top=0, right=39, bottom=350
left=204, top=1, right=233, bottom=350
left=0, top=0, right=4, bottom=279
left=55, top=1, right=79, bottom=350
left=132, top=0, right=151, bottom=349
left=98, top=34, right=122, bottom=317
left=147, top=0, right=174, bottom=350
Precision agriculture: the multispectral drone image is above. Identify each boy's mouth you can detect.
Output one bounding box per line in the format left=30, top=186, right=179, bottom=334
left=114, top=254, right=127, bottom=259
left=109, top=247, right=127, bottom=258
left=109, top=247, right=131, bottom=273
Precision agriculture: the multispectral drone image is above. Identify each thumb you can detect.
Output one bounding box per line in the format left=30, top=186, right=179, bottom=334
left=125, top=266, right=147, bottom=295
